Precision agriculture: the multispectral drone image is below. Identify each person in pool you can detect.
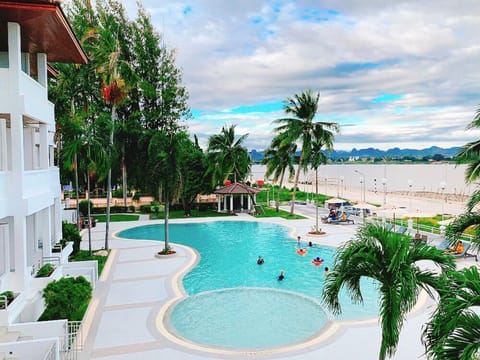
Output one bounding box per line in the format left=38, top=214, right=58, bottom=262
left=278, top=270, right=285, bottom=281
left=257, top=256, right=264, bottom=265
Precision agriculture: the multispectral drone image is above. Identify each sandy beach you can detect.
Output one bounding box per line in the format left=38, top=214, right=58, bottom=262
left=289, top=180, right=468, bottom=218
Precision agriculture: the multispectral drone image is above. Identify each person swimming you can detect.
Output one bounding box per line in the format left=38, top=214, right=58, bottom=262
left=278, top=270, right=285, bottom=281
left=257, top=256, right=264, bottom=265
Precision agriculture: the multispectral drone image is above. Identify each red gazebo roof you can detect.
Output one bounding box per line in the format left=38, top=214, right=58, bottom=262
left=214, top=182, right=262, bottom=195
left=0, top=0, right=88, bottom=64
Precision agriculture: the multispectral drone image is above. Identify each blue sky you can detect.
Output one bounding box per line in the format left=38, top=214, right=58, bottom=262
left=120, top=0, right=480, bottom=151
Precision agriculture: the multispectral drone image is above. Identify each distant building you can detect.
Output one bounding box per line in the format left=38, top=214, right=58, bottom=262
left=0, top=1, right=96, bottom=358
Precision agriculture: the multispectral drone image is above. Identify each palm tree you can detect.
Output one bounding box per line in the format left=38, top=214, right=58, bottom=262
left=262, top=135, right=296, bottom=212
left=147, top=130, right=186, bottom=252
left=308, top=130, right=333, bottom=232
left=274, top=90, right=339, bottom=215
left=322, top=223, right=455, bottom=360
left=206, top=125, right=251, bottom=186
left=62, top=116, right=109, bottom=255
left=422, top=266, right=480, bottom=359
left=446, top=107, right=480, bottom=248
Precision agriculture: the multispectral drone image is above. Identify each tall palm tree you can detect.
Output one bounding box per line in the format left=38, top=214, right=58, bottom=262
left=308, top=130, right=332, bottom=232
left=62, top=116, right=110, bottom=255
left=147, top=130, right=186, bottom=252
left=322, top=223, right=455, bottom=360
left=206, top=125, right=251, bottom=186
left=422, top=266, right=480, bottom=360
left=446, top=107, right=480, bottom=248
left=262, top=134, right=296, bottom=212
left=274, top=90, right=339, bottom=215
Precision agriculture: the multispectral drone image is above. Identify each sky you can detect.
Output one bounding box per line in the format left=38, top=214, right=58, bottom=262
left=118, top=0, right=480, bottom=151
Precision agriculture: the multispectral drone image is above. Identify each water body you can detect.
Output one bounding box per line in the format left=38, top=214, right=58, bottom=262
left=251, top=163, right=472, bottom=196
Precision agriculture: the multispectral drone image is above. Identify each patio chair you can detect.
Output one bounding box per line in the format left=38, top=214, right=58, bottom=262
left=385, top=223, right=394, bottom=232
left=395, top=226, right=407, bottom=235
left=452, top=241, right=478, bottom=261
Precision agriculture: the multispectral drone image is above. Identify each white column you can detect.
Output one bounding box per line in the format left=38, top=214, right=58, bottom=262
left=248, top=194, right=251, bottom=211
left=0, top=118, right=7, bottom=171
left=53, top=198, right=62, bottom=243
left=223, top=195, right=227, bottom=211
left=217, top=196, right=221, bottom=212
left=37, top=53, right=48, bottom=92
left=39, top=123, right=48, bottom=169
left=39, top=208, right=52, bottom=257
left=12, top=215, right=28, bottom=292
left=23, top=127, right=34, bottom=170
left=240, top=195, right=244, bottom=210
left=230, top=195, right=233, bottom=212
left=8, top=23, right=21, bottom=93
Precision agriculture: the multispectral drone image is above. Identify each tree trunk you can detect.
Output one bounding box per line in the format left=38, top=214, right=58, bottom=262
left=105, top=103, right=117, bottom=251
left=74, top=153, right=80, bottom=230
left=290, top=151, right=304, bottom=215
left=87, top=170, right=92, bottom=255
left=315, top=167, right=319, bottom=232
left=164, top=190, right=169, bottom=251
left=122, top=151, right=127, bottom=208
left=277, top=171, right=285, bottom=212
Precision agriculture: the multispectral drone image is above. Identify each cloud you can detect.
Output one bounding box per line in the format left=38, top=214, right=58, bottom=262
left=94, top=0, right=480, bottom=150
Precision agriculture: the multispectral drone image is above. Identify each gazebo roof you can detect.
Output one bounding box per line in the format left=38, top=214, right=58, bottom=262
left=0, top=0, right=88, bottom=64
left=214, top=182, right=262, bottom=195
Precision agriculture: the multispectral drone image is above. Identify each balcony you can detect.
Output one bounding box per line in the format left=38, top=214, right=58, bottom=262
left=19, top=73, right=54, bottom=125
left=0, top=172, right=7, bottom=218
left=22, top=169, right=60, bottom=213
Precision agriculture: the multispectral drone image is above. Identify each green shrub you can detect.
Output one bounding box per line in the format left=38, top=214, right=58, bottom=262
left=128, top=205, right=136, bottom=213
left=112, top=188, right=123, bottom=198
left=132, top=192, right=141, bottom=201
left=111, top=206, right=128, bottom=213
left=79, top=200, right=94, bottom=217
left=0, top=291, right=14, bottom=308
left=62, top=221, right=81, bottom=255
left=139, top=204, right=152, bottom=214
left=36, top=263, right=54, bottom=277
left=39, top=276, right=92, bottom=321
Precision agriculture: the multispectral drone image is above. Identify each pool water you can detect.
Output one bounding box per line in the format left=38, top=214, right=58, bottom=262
left=118, top=221, right=379, bottom=349
left=171, top=288, right=329, bottom=349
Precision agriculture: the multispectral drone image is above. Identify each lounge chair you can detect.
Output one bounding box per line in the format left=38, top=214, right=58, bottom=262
left=385, top=223, right=394, bottom=232
left=446, top=241, right=478, bottom=261
left=395, top=226, right=407, bottom=235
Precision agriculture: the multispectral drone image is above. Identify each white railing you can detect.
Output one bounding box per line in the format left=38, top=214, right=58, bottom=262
left=60, top=321, right=82, bottom=360
left=44, top=341, right=57, bottom=360
left=19, top=72, right=55, bottom=125
left=23, top=168, right=60, bottom=199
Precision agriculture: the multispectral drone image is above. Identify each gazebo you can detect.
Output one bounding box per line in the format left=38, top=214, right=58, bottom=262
left=214, top=182, right=262, bottom=213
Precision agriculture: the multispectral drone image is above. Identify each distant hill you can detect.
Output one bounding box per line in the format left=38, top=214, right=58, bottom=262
left=250, top=146, right=461, bottom=162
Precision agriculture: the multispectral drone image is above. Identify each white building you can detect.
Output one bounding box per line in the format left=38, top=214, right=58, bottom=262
left=0, top=1, right=97, bottom=358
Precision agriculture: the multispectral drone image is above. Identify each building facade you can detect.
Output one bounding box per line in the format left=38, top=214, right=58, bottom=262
left=0, top=1, right=96, bottom=358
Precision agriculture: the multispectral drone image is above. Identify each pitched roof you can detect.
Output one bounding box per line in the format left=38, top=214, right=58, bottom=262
left=214, top=182, right=262, bottom=195
left=0, top=0, right=88, bottom=64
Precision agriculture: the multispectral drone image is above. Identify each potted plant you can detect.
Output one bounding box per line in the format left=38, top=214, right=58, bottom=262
left=36, top=263, right=55, bottom=278
left=156, top=245, right=176, bottom=257
left=0, top=291, right=15, bottom=309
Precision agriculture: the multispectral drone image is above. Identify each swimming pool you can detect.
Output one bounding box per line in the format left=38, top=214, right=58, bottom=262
left=118, top=221, right=379, bottom=349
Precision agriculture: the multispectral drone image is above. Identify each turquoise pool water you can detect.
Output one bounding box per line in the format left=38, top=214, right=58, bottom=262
left=118, top=221, right=379, bottom=349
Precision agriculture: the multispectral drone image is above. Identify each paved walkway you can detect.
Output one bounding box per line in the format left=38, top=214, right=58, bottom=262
left=78, top=207, right=476, bottom=360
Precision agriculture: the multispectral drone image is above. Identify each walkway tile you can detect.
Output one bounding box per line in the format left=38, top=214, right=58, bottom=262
left=105, top=279, right=168, bottom=307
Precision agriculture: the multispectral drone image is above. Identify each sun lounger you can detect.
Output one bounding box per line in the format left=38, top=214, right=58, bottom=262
left=445, top=241, right=478, bottom=261
left=395, top=226, right=407, bottom=235
left=385, top=223, right=393, bottom=232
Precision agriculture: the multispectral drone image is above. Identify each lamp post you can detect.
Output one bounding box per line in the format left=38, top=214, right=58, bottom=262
left=355, top=169, right=365, bottom=203
left=440, top=181, right=446, bottom=221
left=381, top=177, right=387, bottom=206
left=339, top=175, right=344, bottom=197
left=408, top=179, right=413, bottom=213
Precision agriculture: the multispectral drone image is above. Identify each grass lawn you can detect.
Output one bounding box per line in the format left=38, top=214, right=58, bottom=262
left=150, top=209, right=235, bottom=220
left=254, top=207, right=306, bottom=220
left=94, top=214, right=139, bottom=222
left=69, top=250, right=109, bottom=275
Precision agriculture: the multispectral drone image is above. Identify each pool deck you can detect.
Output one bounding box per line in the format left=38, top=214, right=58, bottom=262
left=77, top=207, right=476, bottom=360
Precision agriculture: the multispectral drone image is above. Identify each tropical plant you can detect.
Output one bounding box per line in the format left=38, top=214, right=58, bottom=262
left=262, top=134, right=296, bottom=211
left=422, top=266, right=480, bottom=359
left=147, top=130, right=187, bottom=252
left=274, top=90, right=339, bottom=215
left=62, top=221, right=82, bottom=255
left=39, top=276, right=92, bottom=321
left=308, top=126, right=335, bottom=231
left=62, top=117, right=110, bottom=255
left=36, top=263, right=55, bottom=278
left=322, top=223, right=455, bottom=360
left=206, top=125, right=251, bottom=186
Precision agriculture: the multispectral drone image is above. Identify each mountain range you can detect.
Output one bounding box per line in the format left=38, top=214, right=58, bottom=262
left=249, top=146, right=461, bottom=162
